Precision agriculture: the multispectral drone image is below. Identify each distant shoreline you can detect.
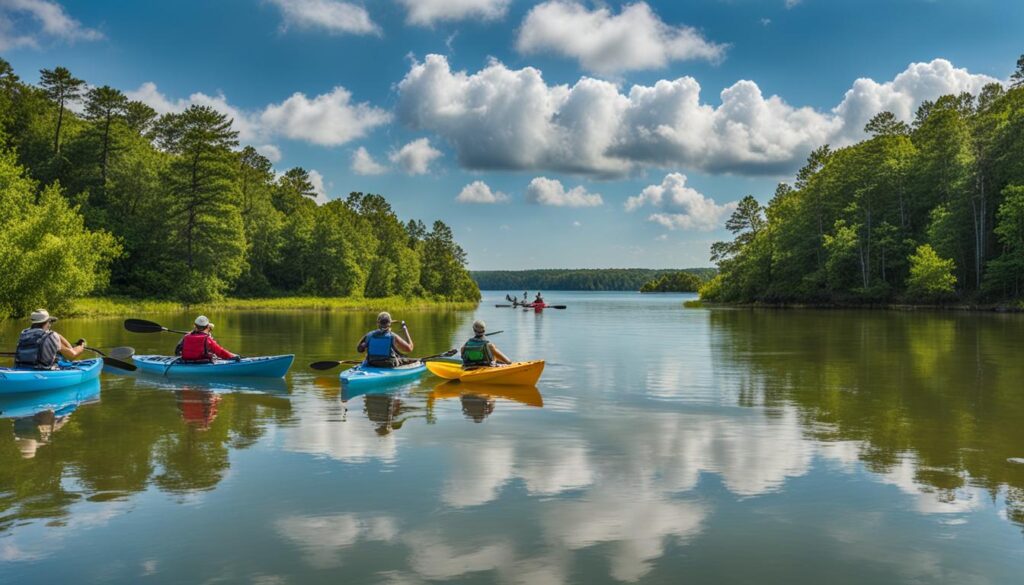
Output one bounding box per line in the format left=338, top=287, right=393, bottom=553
left=693, top=301, right=1024, bottom=313
left=68, top=296, right=479, bottom=317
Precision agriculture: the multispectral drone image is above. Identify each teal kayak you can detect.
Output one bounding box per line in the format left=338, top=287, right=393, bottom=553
left=132, top=355, right=294, bottom=378
left=340, top=362, right=426, bottom=388
left=0, top=359, right=103, bottom=394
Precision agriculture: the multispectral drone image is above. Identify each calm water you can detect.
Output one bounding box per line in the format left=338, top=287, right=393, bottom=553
left=2, top=292, right=1024, bottom=584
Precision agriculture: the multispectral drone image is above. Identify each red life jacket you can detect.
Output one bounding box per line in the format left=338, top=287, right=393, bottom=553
left=180, top=332, right=214, bottom=362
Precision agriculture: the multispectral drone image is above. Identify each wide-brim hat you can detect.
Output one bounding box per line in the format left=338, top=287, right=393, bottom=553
left=195, top=315, right=214, bottom=328
left=30, top=309, right=57, bottom=324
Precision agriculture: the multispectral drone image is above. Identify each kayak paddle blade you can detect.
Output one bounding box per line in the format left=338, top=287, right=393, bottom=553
left=309, top=360, right=342, bottom=371
left=108, top=346, right=136, bottom=360
left=124, top=319, right=165, bottom=333
left=103, top=357, right=137, bottom=371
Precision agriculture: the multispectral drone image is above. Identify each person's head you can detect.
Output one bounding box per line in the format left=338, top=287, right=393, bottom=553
left=193, top=315, right=214, bottom=333
left=29, top=309, right=58, bottom=330
left=377, top=311, right=393, bottom=329
left=472, top=320, right=486, bottom=336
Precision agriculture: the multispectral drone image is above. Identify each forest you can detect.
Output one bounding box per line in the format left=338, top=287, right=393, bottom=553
left=472, top=268, right=716, bottom=292
left=639, top=271, right=704, bottom=293
left=702, top=55, right=1024, bottom=306
left=0, top=58, right=479, bottom=318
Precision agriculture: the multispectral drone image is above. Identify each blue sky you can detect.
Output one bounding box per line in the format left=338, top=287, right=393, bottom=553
left=2, top=0, right=1022, bottom=269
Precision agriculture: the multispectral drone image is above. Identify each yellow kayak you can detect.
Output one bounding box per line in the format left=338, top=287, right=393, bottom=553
left=431, top=381, right=544, bottom=408
left=425, top=360, right=545, bottom=386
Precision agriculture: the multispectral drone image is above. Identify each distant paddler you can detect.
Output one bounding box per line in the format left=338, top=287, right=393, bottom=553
left=175, top=316, right=240, bottom=363
left=460, top=320, right=511, bottom=368
left=357, top=312, right=416, bottom=368
left=13, top=309, right=87, bottom=369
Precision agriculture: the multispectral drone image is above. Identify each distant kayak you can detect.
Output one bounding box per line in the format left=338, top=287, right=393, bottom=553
left=0, top=359, right=103, bottom=394
left=132, top=355, right=294, bottom=378
left=425, top=360, right=545, bottom=386
left=340, top=361, right=427, bottom=387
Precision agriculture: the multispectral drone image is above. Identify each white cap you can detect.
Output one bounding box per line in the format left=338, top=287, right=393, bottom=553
left=472, top=320, right=486, bottom=334
left=194, top=315, right=214, bottom=328
left=377, top=311, right=392, bottom=325
left=30, top=309, right=57, bottom=324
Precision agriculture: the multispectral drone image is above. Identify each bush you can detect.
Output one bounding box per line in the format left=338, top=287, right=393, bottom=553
left=906, top=244, right=957, bottom=301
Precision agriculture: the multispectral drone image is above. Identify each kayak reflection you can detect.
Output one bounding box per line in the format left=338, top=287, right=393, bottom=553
left=429, top=381, right=543, bottom=423
left=0, top=378, right=100, bottom=458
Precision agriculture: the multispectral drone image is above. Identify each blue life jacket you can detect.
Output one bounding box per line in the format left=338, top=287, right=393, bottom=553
left=366, top=329, right=396, bottom=361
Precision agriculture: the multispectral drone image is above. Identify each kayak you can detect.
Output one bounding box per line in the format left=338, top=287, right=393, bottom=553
left=132, top=355, right=294, bottom=378
left=425, top=360, right=545, bottom=386
left=0, top=359, right=103, bottom=394
left=340, top=361, right=426, bottom=387
left=0, top=378, right=101, bottom=419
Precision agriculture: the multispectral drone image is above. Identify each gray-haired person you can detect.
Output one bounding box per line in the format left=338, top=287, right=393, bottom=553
left=357, top=312, right=416, bottom=367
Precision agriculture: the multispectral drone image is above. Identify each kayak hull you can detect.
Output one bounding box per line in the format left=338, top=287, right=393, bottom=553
left=340, top=362, right=426, bottom=387
left=0, top=359, right=104, bottom=394
left=132, top=355, right=294, bottom=378
left=426, top=360, right=545, bottom=386
left=0, top=378, right=101, bottom=418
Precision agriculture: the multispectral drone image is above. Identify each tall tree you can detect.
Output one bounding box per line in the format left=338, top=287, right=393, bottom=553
left=124, top=100, right=158, bottom=136
left=1011, top=54, right=1024, bottom=88
left=38, top=67, right=85, bottom=154
left=84, top=85, right=128, bottom=201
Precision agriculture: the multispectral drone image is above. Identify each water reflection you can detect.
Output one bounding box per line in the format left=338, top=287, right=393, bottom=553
left=0, top=379, right=101, bottom=459
left=429, top=382, right=544, bottom=423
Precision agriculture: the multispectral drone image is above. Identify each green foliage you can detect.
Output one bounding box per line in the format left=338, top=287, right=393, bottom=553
left=0, top=60, right=480, bottom=311
left=906, top=244, right=957, bottom=301
left=0, top=148, right=119, bottom=317
left=707, top=54, right=1024, bottom=304
left=472, top=268, right=715, bottom=291
left=639, top=271, right=704, bottom=293
left=984, top=185, right=1024, bottom=296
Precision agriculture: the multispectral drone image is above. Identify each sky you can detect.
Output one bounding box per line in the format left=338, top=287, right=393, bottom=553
left=1, top=0, right=1022, bottom=270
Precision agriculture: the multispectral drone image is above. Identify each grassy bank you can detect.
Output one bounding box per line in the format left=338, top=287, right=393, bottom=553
left=690, top=300, right=1024, bottom=313
left=70, top=296, right=479, bottom=317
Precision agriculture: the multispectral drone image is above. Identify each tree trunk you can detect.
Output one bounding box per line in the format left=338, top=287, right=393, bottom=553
left=53, top=99, right=65, bottom=154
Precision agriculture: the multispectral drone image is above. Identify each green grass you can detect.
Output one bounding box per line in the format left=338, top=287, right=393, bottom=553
left=71, top=296, right=478, bottom=316
left=683, top=300, right=705, bottom=308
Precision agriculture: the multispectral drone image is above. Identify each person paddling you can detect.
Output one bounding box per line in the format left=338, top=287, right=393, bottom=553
left=175, top=316, right=240, bottom=363
left=534, top=292, right=545, bottom=305
left=461, top=320, right=511, bottom=368
left=357, top=312, right=415, bottom=368
left=14, top=309, right=87, bottom=369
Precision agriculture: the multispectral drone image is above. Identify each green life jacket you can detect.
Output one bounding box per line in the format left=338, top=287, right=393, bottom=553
left=461, top=336, right=494, bottom=367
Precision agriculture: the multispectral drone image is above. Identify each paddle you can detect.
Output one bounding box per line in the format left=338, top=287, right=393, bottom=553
left=124, top=318, right=190, bottom=335
left=309, top=348, right=459, bottom=371
left=0, top=345, right=137, bottom=371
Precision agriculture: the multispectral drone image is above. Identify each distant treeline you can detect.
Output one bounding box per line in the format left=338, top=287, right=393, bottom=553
left=640, top=271, right=704, bottom=293
left=0, top=59, right=479, bottom=317
left=704, top=54, right=1024, bottom=305
left=472, top=268, right=716, bottom=291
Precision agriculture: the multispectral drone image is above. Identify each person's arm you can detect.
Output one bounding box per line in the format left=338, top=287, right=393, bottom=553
left=357, top=335, right=368, bottom=353
left=207, top=337, right=237, bottom=360
left=489, top=343, right=511, bottom=365
left=56, top=333, right=86, bottom=360
left=393, top=323, right=414, bottom=353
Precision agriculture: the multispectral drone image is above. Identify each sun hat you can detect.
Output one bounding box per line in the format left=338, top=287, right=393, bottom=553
left=194, top=315, right=214, bottom=329
left=30, top=309, right=57, bottom=324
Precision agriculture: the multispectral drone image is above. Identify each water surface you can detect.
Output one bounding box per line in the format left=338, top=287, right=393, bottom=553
left=2, top=292, right=1023, bottom=584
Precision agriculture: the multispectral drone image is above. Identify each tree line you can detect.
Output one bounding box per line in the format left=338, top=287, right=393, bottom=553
left=472, top=268, right=716, bottom=292
left=703, top=55, right=1024, bottom=305
left=639, top=271, right=704, bottom=293
left=0, top=59, right=479, bottom=318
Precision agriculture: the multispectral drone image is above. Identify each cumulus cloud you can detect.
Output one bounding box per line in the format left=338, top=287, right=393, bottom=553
left=351, top=146, right=388, bottom=175
left=389, top=138, right=442, bottom=175
left=626, top=173, right=737, bottom=231
left=255, top=144, right=282, bottom=163
left=0, top=0, right=103, bottom=50
left=306, top=169, right=331, bottom=205
left=516, top=1, right=725, bottom=75
left=456, top=180, right=508, bottom=204
left=526, top=177, right=603, bottom=207
left=398, top=0, right=510, bottom=26
left=397, top=54, right=999, bottom=177
left=129, top=82, right=390, bottom=150
left=267, top=0, right=379, bottom=35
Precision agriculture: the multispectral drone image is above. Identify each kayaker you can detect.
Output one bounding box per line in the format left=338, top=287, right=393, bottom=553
left=460, top=320, right=511, bottom=368
left=357, top=312, right=415, bottom=368
left=174, top=316, right=240, bottom=363
left=14, top=309, right=87, bottom=369
left=534, top=292, right=545, bottom=305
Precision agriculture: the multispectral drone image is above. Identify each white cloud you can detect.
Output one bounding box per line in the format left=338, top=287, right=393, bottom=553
left=389, top=138, right=442, bottom=175
left=397, top=54, right=999, bottom=177
left=0, top=0, right=102, bottom=50
left=256, top=144, right=282, bottom=163
left=351, top=146, right=388, bottom=175
left=516, top=1, right=725, bottom=75
left=785, top=0, right=802, bottom=8
left=261, top=87, right=392, bottom=147
left=398, top=0, right=510, bottom=26
left=526, top=177, right=603, bottom=207
left=307, top=169, right=331, bottom=205
left=626, top=173, right=737, bottom=231
left=267, top=0, right=380, bottom=35
left=456, top=180, right=508, bottom=204
left=126, top=82, right=265, bottom=142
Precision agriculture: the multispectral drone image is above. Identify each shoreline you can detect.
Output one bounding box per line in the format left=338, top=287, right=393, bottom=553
left=68, top=296, right=480, bottom=317
left=691, top=301, right=1024, bottom=313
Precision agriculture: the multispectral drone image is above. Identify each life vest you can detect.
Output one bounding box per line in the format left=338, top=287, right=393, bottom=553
left=15, top=328, right=59, bottom=369
left=179, top=332, right=215, bottom=362
left=366, top=329, right=397, bottom=366
left=461, top=336, right=494, bottom=367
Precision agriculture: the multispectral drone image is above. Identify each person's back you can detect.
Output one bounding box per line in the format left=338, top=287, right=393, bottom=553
left=15, top=327, right=60, bottom=370
left=175, top=316, right=239, bottom=363
left=358, top=312, right=415, bottom=368
left=460, top=320, right=510, bottom=368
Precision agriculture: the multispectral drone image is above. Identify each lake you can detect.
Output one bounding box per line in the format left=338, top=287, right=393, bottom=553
left=2, top=292, right=1023, bottom=584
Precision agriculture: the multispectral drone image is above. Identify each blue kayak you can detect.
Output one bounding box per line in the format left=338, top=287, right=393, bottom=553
left=0, top=359, right=103, bottom=394
left=132, top=355, right=294, bottom=378
left=0, top=378, right=101, bottom=418
left=340, top=362, right=426, bottom=388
